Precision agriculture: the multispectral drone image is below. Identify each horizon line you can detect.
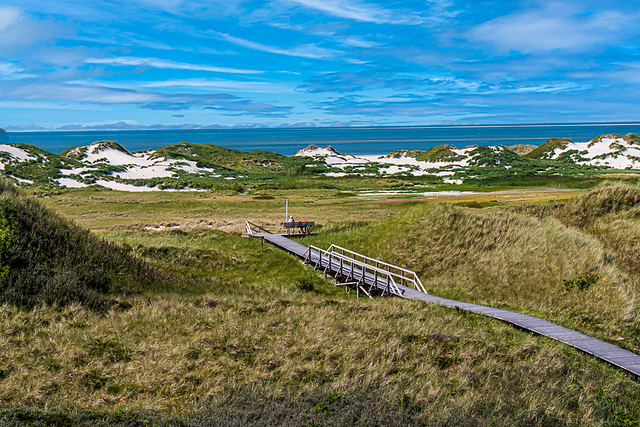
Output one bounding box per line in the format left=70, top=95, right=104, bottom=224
left=5, top=121, right=640, bottom=133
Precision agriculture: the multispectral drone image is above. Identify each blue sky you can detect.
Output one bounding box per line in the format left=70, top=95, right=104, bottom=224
left=1, top=0, right=640, bottom=130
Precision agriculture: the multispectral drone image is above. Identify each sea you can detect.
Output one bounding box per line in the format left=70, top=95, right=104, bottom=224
left=1, top=123, right=640, bottom=156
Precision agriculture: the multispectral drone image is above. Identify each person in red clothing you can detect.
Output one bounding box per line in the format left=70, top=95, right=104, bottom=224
left=299, top=219, right=308, bottom=234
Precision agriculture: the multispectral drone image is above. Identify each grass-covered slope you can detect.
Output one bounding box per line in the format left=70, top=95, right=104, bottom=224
left=524, top=137, right=573, bottom=159
left=503, top=144, right=537, bottom=155
left=416, top=144, right=464, bottom=162
left=307, top=191, right=640, bottom=353
left=0, top=179, right=169, bottom=308
left=553, top=182, right=640, bottom=279
left=152, top=142, right=317, bottom=175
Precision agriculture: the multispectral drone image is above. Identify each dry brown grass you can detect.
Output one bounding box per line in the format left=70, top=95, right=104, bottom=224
left=1, top=295, right=639, bottom=425
left=306, top=202, right=640, bottom=355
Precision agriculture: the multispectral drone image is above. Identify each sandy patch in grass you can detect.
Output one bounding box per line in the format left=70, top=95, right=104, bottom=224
left=57, top=178, right=89, bottom=188
left=0, top=144, right=37, bottom=162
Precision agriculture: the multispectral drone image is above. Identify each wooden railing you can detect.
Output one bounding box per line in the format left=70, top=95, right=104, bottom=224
left=243, top=221, right=272, bottom=237
left=303, top=244, right=426, bottom=297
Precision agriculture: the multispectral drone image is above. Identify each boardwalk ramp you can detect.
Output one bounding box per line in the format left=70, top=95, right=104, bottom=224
left=246, top=221, right=640, bottom=378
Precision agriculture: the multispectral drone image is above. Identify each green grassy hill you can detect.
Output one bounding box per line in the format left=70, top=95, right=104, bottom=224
left=152, top=142, right=318, bottom=175
left=524, top=137, right=574, bottom=159
left=503, top=144, right=537, bottom=155
left=0, top=179, right=170, bottom=309
left=415, top=144, right=464, bottom=162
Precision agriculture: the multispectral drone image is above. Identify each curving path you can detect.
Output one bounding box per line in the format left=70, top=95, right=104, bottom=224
left=254, top=232, right=640, bottom=378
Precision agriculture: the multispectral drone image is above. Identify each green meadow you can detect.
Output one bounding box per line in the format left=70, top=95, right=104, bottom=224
left=2, top=175, right=640, bottom=425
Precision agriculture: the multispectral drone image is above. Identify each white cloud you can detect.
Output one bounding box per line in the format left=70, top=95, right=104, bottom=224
left=84, top=56, right=263, bottom=74
left=0, top=62, right=36, bottom=79
left=0, top=6, right=63, bottom=52
left=215, top=32, right=342, bottom=59
left=470, top=5, right=636, bottom=53
left=0, top=6, right=21, bottom=32
left=142, top=78, right=294, bottom=93
left=283, top=0, right=445, bottom=26
left=342, top=37, right=380, bottom=48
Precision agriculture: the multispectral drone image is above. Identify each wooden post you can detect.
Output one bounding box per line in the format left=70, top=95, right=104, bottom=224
left=261, top=236, right=264, bottom=250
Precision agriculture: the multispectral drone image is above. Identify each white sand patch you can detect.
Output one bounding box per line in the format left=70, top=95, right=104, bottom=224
left=295, top=145, right=341, bottom=157
left=443, top=178, right=463, bottom=185
left=434, top=171, right=455, bottom=176
left=0, top=144, right=37, bottom=162
left=358, top=190, right=475, bottom=197
left=311, top=148, right=479, bottom=176
left=94, top=180, right=158, bottom=192
left=324, top=172, right=348, bottom=177
left=144, top=224, right=182, bottom=231
left=379, top=165, right=410, bottom=174
left=548, top=136, right=640, bottom=169
left=317, top=149, right=477, bottom=175
left=84, top=147, right=157, bottom=166
left=325, top=155, right=369, bottom=166
left=114, top=165, right=174, bottom=179
left=57, top=178, right=89, bottom=188
left=60, top=167, right=92, bottom=176
left=11, top=176, right=33, bottom=184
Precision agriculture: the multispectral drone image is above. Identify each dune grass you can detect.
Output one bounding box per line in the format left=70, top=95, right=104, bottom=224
left=3, top=182, right=640, bottom=424
left=305, top=202, right=640, bottom=354
left=2, top=293, right=640, bottom=425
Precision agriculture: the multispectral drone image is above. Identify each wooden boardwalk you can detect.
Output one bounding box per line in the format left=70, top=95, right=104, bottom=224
left=254, top=231, right=640, bottom=378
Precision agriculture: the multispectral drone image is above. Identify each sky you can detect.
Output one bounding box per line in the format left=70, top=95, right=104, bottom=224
left=1, top=0, right=640, bottom=130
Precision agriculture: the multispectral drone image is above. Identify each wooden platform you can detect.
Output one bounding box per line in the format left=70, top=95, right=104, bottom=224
left=255, top=232, right=640, bottom=378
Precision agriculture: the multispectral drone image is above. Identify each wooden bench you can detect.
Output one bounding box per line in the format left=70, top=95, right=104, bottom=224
left=281, top=221, right=315, bottom=235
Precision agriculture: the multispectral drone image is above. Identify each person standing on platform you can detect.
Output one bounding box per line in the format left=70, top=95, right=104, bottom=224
left=288, top=215, right=295, bottom=235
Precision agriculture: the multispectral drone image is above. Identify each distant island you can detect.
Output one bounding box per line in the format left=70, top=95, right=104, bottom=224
left=0, top=128, right=6, bottom=133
